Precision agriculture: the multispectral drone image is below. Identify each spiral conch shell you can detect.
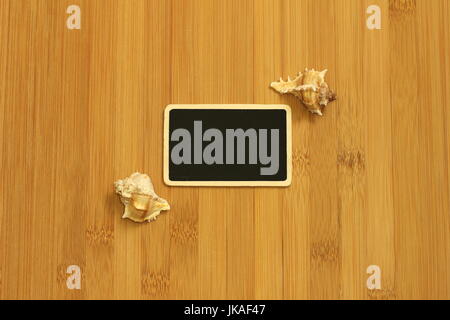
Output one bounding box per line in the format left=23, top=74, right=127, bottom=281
left=114, top=172, right=170, bottom=223
left=270, top=69, right=336, bottom=116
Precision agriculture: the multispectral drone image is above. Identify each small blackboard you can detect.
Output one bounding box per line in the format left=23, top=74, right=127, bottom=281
left=163, top=105, right=292, bottom=187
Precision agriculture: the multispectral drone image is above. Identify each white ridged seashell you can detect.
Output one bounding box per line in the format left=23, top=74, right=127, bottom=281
left=271, top=68, right=336, bottom=116
left=114, top=172, right=170, bottom=223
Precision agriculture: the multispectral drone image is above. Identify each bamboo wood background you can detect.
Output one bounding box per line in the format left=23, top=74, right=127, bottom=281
left=0, top=0, right=449, bottom=300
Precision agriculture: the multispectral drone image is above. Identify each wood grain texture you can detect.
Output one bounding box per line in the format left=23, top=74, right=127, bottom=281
left=0, top=0, right=449, bottom=300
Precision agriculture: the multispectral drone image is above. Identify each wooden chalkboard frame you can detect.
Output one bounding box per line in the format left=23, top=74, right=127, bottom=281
left=163, top=104, right=292, bottom=187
